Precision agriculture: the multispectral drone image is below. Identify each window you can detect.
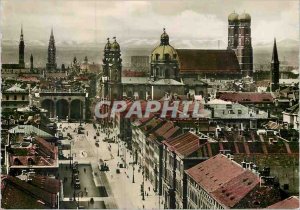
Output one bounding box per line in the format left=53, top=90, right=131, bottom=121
left=155, top=54, right=159, bottom=60
left=6, top=95, right=9, bottom=100
left=14, top=95, right=17, bottom=100
left=238, top=110, right=242, bottom=114
left=165, top=53, right=170, bottom=61
left=22, top=95, right=25, bottom=100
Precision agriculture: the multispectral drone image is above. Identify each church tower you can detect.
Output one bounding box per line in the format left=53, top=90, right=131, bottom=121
left=227, top=12, right=239, bottom=51
left=102, top=38, right=112, bottom=99
left=101, top=37, right=123, bottom=100
left=236, top=12, right=253, bottom=77
left=270, top=38, right=280, bottom=92
left=46, top=28, right=57, bottom=71
left=19, top=25, right=25, bottom=69
left=108, top=37, right=123, bottom=100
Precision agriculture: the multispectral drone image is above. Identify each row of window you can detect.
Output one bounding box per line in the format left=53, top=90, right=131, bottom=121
left=154, top=53, right=177, bottom=60
left=5, top=95, right=27, bottom=101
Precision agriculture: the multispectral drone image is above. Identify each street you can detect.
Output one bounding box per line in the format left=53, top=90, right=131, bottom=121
left=58, top=122, right=161, bottom=209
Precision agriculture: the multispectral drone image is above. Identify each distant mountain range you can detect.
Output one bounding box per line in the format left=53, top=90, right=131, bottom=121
left=1, top=38, right=298, bottom=67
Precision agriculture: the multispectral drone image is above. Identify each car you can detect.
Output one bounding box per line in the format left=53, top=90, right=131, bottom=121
left=74, top=179, right=81, bottom=189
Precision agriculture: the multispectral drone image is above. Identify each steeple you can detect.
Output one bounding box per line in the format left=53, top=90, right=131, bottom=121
left=20, top=24, right=24, bottom=41
left=51, top=27, right=54, bottom=37
left=271, top=38, right=279, bottom=64
left=30, top=54, right=33, bottom=71
left=270, top=38, right=280, bottom=92
left=46, top=28, right=57, bottom=71
left=19, top=24, right=25, bottom=68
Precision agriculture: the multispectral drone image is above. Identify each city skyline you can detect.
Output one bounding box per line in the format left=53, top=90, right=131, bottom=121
left=1, top=0, right=299, bottom=46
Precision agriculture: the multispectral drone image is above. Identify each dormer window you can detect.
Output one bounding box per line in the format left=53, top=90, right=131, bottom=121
left=155, top=54, right=160, bottom=60
left=165, top=53, right=170, bottom=61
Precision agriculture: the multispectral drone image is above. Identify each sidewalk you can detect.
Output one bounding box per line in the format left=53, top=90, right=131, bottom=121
left=59, top=122, right=161, bottom=209
left=98, top=126, right=161, bottom=209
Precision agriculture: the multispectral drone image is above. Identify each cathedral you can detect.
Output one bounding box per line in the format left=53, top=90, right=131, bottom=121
left=101, top=12, right=255, bottom=101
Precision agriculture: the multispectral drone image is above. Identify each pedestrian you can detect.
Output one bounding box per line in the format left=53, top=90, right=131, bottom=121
left=84, top=168, right=86, bottom=173
left=143, top=205, right=145, bottom=209
left=148, top=187, right=150, bottom=191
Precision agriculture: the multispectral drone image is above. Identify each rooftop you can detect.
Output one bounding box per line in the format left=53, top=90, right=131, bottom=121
left=164, top=131, right=201, bottom=158
left=176, top=49, right=240, bottom=74
left=266, top=196, right=299, bottom=209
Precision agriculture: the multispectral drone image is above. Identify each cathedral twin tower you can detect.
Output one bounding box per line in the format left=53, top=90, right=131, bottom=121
left=227, top=11, right=253, bottom=77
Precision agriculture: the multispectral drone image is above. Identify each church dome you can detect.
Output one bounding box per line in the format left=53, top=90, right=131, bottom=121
left=238, top=12, right=251, bottom=21
left=151, top=45, right=178, bottom=62
left=151, top=28, right=178, bottom=62
left=104, top=38, right=111, bottom=51
left=111, top=37, right=120, bottom=51
left=228, top=12, right=239, bottom=21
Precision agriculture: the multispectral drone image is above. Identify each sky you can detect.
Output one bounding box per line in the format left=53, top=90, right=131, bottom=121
left=1, top=0, right=299, bottom=46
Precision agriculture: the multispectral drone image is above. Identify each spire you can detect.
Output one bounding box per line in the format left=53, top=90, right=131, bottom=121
left=160, top=27, right=169, bottom=45
left=272, top=38, right=279, bottom=63
left=20, top=24, right=24, bottom=41
left=51, top=27, right=54, bottom=37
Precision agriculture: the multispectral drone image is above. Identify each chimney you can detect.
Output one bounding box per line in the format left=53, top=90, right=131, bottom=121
left=241, top=161, right=247, bottom=169
left=211, top=108, right=215, bottom=118
left=249, top=162, right=254, bottom=169
left=246, top=162, right=250, bottom=169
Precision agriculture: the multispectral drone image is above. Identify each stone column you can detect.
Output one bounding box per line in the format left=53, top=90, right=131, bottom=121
left=68, top=102, right=71, bottom=120
left=82, top=100, right=86, bottom=120
left=54, top=100, right=57, bottom=119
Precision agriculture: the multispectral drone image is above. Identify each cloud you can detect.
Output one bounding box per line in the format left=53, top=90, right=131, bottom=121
left=1, top=0, right=298, bottom=45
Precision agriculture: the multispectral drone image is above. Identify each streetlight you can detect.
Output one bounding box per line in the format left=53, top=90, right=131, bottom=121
left=74, top=191, right=84, bottom=209
left=142, top=169, right=145, bottom=201
left=117, top=141, right=120, bottom=156
left=132, top=165, right=135, bottom=183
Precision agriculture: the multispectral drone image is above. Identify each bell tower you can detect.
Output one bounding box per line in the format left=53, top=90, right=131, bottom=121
left=101, top=37, right=123, bottom=100
left=227, top=11, right=239, bottom=51
left=108, top=37, right=123, bottom=100
left=236, top=12, right=253, bottom=77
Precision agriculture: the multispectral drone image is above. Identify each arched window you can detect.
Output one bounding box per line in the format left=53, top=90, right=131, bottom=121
left=28, top=158, right=34, bottom=165
left=13, top=158, right=22, bottom=165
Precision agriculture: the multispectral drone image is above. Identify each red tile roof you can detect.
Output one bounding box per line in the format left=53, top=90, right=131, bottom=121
left=164, top=132, right=200, bottom=158
left=163, top=126, right=180, bottom=139
left=1, top=176, right=58, bottom=208
left=177, top=49, right=240, bottom=74
left=185, top=154, right=245, bottom=193
left=185, top=154, right=262, bottom=208
left=31, top=175, right=60, bottom=194
left=267, top=196, right=299, bottom=209
left=212, top=170, right=259, bottom=208
left=155, top=121, right=175, bottom=137
left=217, top=92, right=274, bottom=103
